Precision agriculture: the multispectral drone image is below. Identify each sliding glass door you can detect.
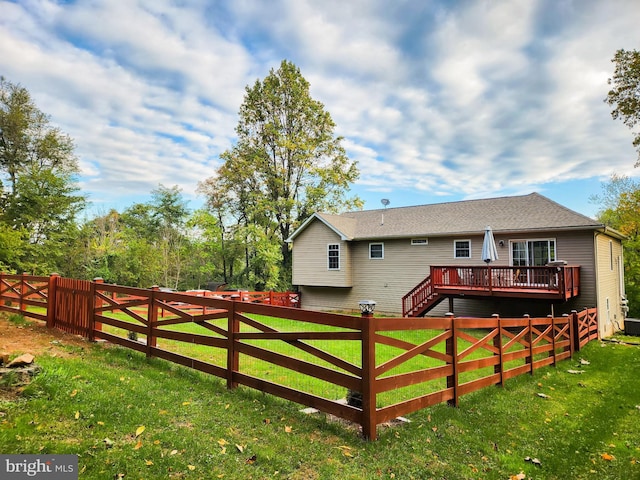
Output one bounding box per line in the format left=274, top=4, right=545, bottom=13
left=511, top=239, right=556, bottom=284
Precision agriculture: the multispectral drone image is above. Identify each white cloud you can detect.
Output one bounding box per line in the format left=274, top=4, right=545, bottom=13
left=1, top=0, right=640, bottom=216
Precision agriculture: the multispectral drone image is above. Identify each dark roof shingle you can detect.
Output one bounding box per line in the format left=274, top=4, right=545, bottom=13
left=334, top=193, right=603, bottom=239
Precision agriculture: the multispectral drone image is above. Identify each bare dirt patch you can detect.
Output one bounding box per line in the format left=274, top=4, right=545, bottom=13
left=0, top=316, right=92, bottom=400
left=0, top=316, right=90, bottom=359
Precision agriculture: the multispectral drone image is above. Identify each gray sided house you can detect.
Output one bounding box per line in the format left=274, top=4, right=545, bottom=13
left=287, top=193, right=626, bottom=337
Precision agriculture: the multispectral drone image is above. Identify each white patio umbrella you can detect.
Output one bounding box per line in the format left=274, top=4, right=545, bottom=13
left=481, top=226, right=499, bottom=264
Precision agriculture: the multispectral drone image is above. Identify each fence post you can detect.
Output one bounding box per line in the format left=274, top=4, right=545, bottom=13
left=19, top=272, right=27, bottom=314
left=492, top=314, right=503, bottom=387
left=88, top=278, right=103, bottom=342
left=563, top=313, right=574, bottom=358
left=46, top=273, right=59, bottom=329
left=525, top=314, right=534, bottom=375
left=446, top=312, right=459, bottom=407
left=360, top=307, right=377, bottom=440
left=571, top=310, right=580, bottom=352
left=147, top=286, right=159, bottom=357
left=549, top=314, right=557, bottom=366
left=226, top=297, right=239, bottom=390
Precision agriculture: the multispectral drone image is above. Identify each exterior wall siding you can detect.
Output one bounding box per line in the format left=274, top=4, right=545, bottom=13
left=291, top=220, right=352, bottom=287
left=293, top=222, right=623, bottom=331
left=595, top=233, right=625, bottom=337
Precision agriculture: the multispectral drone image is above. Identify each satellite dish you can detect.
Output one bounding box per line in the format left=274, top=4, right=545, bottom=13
left=381, top=199, right=390, bottom=207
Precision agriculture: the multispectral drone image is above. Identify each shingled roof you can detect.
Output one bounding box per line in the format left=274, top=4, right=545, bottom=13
left=289, top=193, right=615, bottom=242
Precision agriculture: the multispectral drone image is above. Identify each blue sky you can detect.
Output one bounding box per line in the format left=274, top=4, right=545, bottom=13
left=1, top=0, right=640, bottom=219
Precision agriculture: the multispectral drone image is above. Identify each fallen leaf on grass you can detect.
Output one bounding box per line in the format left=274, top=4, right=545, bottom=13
left=134, top=440, right=143, bottom=450
left=524, top=457, right=541, bottom=466
left=580, top=358, right=590, bottom=365
left=246, top=455, right=257, bottom=465
left=103, top=438, right=114, bottom=448
left=135, top=426, right=145, bottom=437
left=284, top=426, right=292, bottom=433
left=70, top=389, right=78, bottom=397
left=235, top=444, right=244, bottom=453
left=169, top=449, right=178, bottom=456
left=336, top=446, right=354, bottom=458
left=536, top=393, right=550, bottom=399
left=510, top=473, right=526, bottom=480
left=601, top=453, right=615, bottom=461
left=74, top=411, right=80, bottom=419
left=567, top=370, right=584, bottom=374
left=145, top=460, right=153, bottom=466
left=188, top=465, right=196, bottom=471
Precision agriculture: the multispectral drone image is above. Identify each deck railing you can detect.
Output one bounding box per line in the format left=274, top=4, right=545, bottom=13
left=431, top=265, right=580, bottom=293
left=404, top=265, right=580, bottom=317
left=0, top=273, right=598, bottom=440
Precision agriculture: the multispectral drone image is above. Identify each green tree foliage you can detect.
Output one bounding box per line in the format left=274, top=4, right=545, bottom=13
left=200, top=60, right=362, bottom=288
left=594, top=174, right=640, bottom=317
left=0, top=76, right=85, bottom=274
left=606, top=49, right=640, bottom=166
left=70, top=185, right=202, bottom=290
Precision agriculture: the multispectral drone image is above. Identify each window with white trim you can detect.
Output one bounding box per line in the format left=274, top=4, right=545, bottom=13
left=454, top=240, right=471, bottom=258
left=369, top=242, right=384, bottom=259
left=510, top=239, right=556, bottom=266
left=610, top=241, right=614, bottom=271
left=328, top=244, right=340, bottom=270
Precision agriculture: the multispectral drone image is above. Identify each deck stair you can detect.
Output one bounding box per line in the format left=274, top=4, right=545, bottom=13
left=401, top=274, right=444, bottom=317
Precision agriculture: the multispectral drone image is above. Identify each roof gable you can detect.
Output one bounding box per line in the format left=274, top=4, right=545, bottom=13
left=286, top=212, right=356, bottom=242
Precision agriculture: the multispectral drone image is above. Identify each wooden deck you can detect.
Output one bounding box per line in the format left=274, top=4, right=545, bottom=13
left=403, top=265, right=580, bottom=317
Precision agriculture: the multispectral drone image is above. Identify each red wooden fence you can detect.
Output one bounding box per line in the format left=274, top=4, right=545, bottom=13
left=0, top=273, right=600, bottom=440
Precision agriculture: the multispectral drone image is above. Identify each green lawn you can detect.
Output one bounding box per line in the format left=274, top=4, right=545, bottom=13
left=100, top=310, right=529, bottom=408
left=1, top=316, right=639, bottom=479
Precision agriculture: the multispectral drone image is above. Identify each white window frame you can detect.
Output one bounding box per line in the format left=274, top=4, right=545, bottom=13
left=454, top=239, right=471, bottom=259
left=509, top=238, right=557, bottom=266
left=327, top=243, right=340, bottom=270
left=369, top=242, right=384, bottom=259
left=610, top=240, right=614, bottom=271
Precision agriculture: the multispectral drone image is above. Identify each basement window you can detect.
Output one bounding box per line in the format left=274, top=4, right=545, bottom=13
left=411, top=238, right=428, bottom=245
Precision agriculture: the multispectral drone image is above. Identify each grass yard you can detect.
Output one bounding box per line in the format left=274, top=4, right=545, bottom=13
left=1, top=315, right=639, bottom=479
left=100, top=309, right=533, bottom=409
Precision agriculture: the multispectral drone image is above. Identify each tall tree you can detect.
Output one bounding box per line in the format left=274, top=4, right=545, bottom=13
left=0, top=76, right=76, bottom=195
left=0, top=76, right=85, bottom=274
left=200, top=60, right=362, bottom=287
left=605, top=49, right=640, bottom=166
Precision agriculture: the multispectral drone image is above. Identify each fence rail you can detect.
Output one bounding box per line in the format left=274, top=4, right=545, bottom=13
left=0, top=273, right=599, bottom=440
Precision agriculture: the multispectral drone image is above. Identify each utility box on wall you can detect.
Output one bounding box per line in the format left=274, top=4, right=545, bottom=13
left=624, top=318, right=640, bottom=336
